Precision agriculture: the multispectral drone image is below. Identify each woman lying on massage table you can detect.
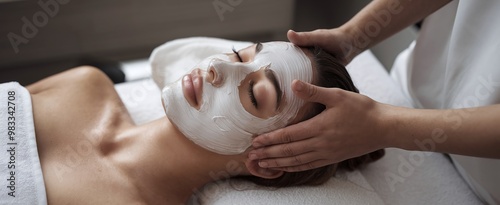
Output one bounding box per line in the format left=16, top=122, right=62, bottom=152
left=27, top=42, right=383, bottom=204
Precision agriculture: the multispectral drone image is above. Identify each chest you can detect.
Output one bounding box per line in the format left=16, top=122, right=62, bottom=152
left=30, top=87, right=138, bottom=204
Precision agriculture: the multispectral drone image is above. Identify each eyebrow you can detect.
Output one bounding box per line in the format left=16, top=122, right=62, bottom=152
left=264, top=69, right=282, bottom=110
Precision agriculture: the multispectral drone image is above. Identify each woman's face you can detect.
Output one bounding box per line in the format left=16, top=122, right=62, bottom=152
left=162, top=42, right=314, bottom=154
left=184, top=43, right=309, bottom=119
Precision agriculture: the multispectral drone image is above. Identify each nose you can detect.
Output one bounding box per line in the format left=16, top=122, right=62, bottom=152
left=207, top=66, right=223, bottom=87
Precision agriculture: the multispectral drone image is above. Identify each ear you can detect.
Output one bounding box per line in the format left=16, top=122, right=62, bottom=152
left=245, top=159, right=284, bottom=179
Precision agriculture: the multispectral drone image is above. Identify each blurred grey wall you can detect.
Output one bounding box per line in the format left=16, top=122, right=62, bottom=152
left=0, top=0, right=294, bottom=84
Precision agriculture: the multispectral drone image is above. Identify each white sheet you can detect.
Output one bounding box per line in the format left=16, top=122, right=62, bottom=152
left=114, top=37, right=481, bottom=204
left=190, top=170, right=384, bottom=205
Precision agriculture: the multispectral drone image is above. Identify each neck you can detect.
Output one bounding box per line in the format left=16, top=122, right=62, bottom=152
left=109, top=116, right=249, bottom=204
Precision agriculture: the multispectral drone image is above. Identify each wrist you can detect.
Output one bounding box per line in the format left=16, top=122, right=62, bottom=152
left=337, top=24, right=364, bottom=62
left=338, top=23, right=355, bottom=44
left=377, top=104, right=406, bottom=149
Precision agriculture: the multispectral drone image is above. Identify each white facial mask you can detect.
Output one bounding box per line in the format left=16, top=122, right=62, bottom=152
left=162, top=42, right=313, bottom=155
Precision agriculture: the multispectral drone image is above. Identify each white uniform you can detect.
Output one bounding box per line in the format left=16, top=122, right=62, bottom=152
left=391, top=1, right=500, bottom=204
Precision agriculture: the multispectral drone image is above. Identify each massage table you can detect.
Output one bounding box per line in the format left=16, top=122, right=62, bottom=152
left=114, top=38, right=482, bottom=205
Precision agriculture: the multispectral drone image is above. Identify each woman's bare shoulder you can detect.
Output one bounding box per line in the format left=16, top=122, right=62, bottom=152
left=27, top=66, right=113, bottom=94
left=28, top=65, right=134, bottom=147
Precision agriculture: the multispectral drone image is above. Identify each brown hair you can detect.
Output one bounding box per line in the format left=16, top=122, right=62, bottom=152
left=236, top=46, right=385, bottom=187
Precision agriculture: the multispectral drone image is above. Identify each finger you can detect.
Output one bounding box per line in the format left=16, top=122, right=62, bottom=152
left=274, top=160, right=332, bottom=172
left=287, top=29, right=316, bottom=47
left=256, top=151, right=319, bottom=168
left=250, top=137, right=317, bottom=160
left=292, top=80, right=342, bottom=105
left=252, top=118, right=318, bottom=148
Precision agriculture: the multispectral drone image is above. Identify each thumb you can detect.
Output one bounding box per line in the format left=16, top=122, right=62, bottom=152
left=292, top=80, right=336, bottom=105
left=287, top=30, right=320, bottom=47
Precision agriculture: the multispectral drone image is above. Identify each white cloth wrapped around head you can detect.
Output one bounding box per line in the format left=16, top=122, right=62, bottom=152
left=152, top=41, right=313, bottom=155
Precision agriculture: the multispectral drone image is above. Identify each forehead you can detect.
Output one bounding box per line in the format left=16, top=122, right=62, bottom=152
left=258, top=42, right=300, bottom=56
left=253, top=42, right=313, bottom=83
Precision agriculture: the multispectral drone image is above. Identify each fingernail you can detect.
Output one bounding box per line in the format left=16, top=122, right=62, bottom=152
left=249, top=153, right=258, bottom=160
left=295, top=80, right=304, bottom=92
left=259, top=161, right=268, bottom=168
left=253, top=142, right=262, bottom=148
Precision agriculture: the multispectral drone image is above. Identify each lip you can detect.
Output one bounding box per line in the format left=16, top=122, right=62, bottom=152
left=182, top=69, right=203, bottom=108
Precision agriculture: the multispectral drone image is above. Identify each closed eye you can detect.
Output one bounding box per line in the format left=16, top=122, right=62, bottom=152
left=232, top=47, right=243, bottom=62
left=248, top=80, right=258, bottom=108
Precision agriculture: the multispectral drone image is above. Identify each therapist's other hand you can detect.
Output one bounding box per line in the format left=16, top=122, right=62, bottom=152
left=287, top=29, right=356, bottom=65
left=249, top=80, right=390, bottom=172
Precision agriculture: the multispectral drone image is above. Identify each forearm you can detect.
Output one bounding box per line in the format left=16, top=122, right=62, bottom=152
left=384, top=104, right=500, bottom=158
left=340, top=0, right=451, bottom=56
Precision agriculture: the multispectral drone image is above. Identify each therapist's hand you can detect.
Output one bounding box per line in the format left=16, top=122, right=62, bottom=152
left=287, top=29, right=357, bottom=65
left=249, top=80, right=391, bottom=172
